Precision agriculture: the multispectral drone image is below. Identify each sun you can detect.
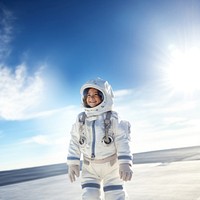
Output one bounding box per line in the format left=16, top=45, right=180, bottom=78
left=164, top=46, right=200, bottom=94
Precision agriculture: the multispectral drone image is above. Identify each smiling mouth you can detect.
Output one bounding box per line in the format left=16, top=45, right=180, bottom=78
left=89, top=102, right=97, bottom=105
left=88, top=102, right=98, bottom=107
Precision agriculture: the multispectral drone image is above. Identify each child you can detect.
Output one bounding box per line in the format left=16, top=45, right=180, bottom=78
left=67, top=78, right=133, bottom=200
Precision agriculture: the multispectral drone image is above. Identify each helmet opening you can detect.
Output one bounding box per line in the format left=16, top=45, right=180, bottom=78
left=82, top=87, right=104, bottom=108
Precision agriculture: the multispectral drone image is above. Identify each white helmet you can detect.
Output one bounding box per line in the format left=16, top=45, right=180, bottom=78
left=80, top=78, right=114, bottom=116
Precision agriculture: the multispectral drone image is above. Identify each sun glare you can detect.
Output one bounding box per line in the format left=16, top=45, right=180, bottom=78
left=164, top=46, right=200, bottom=94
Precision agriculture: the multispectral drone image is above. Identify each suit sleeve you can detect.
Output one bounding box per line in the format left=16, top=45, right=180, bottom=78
left=114, top=117, right=133, bottom=165
left=67, top=118, right=81, bottom=166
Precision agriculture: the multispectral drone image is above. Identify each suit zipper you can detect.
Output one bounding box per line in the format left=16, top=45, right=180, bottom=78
left=91, top=120, right=96, bottom=159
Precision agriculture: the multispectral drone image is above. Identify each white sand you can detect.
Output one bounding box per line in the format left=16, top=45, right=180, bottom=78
left=0, top=160, right=200, bottom=200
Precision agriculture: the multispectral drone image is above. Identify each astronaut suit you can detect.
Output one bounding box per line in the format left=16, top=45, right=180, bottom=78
left=67, top=78, right=133, bottom=200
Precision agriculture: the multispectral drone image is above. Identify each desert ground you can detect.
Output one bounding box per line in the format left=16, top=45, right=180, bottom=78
left=0, top=146, right=200, bottom=200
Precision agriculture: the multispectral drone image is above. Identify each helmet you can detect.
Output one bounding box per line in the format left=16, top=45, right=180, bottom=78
left=80, top=78, right=114, bottom=116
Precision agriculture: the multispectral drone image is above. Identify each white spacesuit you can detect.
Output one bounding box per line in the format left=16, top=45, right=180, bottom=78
left=67, top=78, right=133, bottom=200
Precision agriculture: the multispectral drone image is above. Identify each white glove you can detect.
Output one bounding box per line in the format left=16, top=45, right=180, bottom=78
left=68, top=165, right=80, bottom=182
left=119, top=163, right=133, bottom=181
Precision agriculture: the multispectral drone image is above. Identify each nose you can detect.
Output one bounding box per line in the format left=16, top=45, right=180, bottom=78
left=89, top=95, right=96, bottom=99
left=89, top=95, right=96, bottom=102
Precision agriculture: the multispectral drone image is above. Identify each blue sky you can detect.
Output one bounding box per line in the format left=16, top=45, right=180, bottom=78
left=0, top=0, right=200, bottom=170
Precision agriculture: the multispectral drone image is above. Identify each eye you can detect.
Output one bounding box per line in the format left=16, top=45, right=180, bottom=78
left=87, top=93, right=99, bottom=98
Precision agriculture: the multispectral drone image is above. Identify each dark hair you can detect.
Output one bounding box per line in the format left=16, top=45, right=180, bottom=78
left=82, top=88, right=104, bottom=107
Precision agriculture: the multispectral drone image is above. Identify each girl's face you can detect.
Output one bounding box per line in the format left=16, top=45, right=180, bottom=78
left=86, top=88, right=102, bottom=108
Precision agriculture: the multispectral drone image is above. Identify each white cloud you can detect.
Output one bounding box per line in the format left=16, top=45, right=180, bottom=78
left=114, top=89, right=133, bottom=98
left=19, top=105, right=81, bottom=146
left=0, top=7, right=14, bottom=60
left=21, top=134, right=68, bottom=146
left=21, top=135, right=51, bottom=145
left=0, top=64, right=44, bottom=120
left=113, top=85, right=200, bottom=152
